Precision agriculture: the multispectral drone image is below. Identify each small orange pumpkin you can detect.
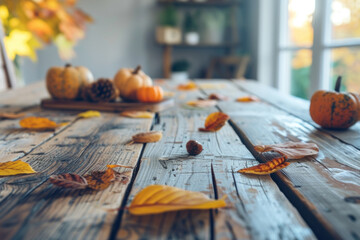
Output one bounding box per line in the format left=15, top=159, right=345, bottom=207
left=46, top=64, right=94, bottom=100
left=310, top=76, right=360, bottom=129
left=136, top=86, right=164, bottom=103
left=114, top=65, right=152, bottom=101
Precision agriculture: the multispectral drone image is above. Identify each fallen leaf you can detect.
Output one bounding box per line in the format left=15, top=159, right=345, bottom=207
left=131, top=131, right=163, bottom=143
left=254, top=142, right=319, bottom=159
left=198, top=83, right=226, bottom=89
left=128, top=185, right=227, bottom=215
left=186, top=100, right=217, bottom=108
left=177, top=81, right=197, bottom=91
left=163, top=91, right=175, bottom=98
left=0, top=160, right=36, bottom=176
left=208, top=93, right=228, bottom=101
left=199, top=112, right=230, bottom=132
left=0, top=112, right=26, bottom=119
left=49, top=173, right=88, bottom=189
left=114, top=171, right=131, bottom=184
left=120, top=111, right=154, bottom=119
left=238, top=156, right=289, bottom=175
left=77, top=110, right=101, bottom=118
left=20, top=116, right=58, bottom=130
left=236, top=96, right=259, bottom=102
left=84, top=165, right=131, bottom=190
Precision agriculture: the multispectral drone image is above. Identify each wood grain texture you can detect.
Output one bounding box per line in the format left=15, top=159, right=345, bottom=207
left=0, top=113, right=153, bottom=240
left=115, top=83, right=314, bottom=240
left=233, top=80, right=360, bottom=150
left=201, top=80, right=360, bottom=239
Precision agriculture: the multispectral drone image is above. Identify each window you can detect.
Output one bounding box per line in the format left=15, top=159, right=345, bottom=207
left=275, top=0, right=360, bottom=99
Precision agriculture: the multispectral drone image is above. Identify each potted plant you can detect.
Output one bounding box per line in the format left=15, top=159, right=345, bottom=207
left=199, top=9, right=227, bottom=44
left=156, top=6, right=182, bottom=45
left=183, top=11, right=200, bottom=45
left=171, top=60, right=190, bottom=82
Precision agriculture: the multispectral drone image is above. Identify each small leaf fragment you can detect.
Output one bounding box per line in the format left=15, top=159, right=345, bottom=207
left=186, top=100, right=217, bottom=108
left=84, top=167, right=115, bottom=190
left=49, top=173, right=88, bottom=189
left=198, top=83, right=226, bottom=89
left=128, top=185, right=227, bottom=215
left=120, top=111, right=154, bottom=119
left=0, top=112, right=26, bottom=119
left=77, top=110, right=101, bottom=119
left=238, top=156, right=289, bottom=175
left=199, top=112, right=230, bottom=132
left=236, top=96, right=259, bottom=102
left=132, top=131, right=163, bottom=143
left=254, top=142, right=319, bottom=159
left=19, top=116, right=58, bottom=130
left=177, top=81, right=197, bottom=91
left=0, top=160, right=36, bottom=176
left=208, top=93, right=228, bottom=101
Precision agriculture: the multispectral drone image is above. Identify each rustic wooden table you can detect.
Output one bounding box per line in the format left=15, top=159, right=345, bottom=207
left=0, top=79, right=359, bottom=240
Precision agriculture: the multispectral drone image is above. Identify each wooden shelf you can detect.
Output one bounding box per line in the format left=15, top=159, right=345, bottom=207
left=157, top=0, right=241, bottom=7
left=159, top=42, right=239, bottom=48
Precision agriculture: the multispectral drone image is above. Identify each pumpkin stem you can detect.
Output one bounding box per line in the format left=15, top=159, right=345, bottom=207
left=65, top=63, right=72, bottom=68
left=335, top=76, right=342, bottom=92
left=132, top=65, right=141, bottom=75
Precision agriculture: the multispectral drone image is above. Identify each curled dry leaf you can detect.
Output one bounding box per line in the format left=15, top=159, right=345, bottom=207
left=254, top=142, right=319, bottom=159
left=49, top=173, right=88, bottom=189
left=120, top=111, right=154, bottom=119
left=177, top=81, right=197, bottom=91
left=199, top=112, right=230, bottom=132
left=238, top=156, right=290, bottom=175
left=0, top=112, right=26, bottom=119
left=19, top=116, right=58, bottom=130
left=186, top=100, right=217, bottom=108
left=128, top=185, right=227, bottom=215
left=236, top=96, right=259, bottom=102
left=208, top=93, right=228, bottom=101
left=132, top=131, right=163, bottom=143
left=0, top=160, right=36, bottom=176
left=77, top=110, right=101, bottom=119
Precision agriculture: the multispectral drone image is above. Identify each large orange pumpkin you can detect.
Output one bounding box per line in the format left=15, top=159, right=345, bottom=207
left=310, top=76, right=360, bottom=129
left=114, top=66, right=152, bottom=101
left=137, top=86, right=164, bottom=103
left=46, top=64, right=94, bottom=100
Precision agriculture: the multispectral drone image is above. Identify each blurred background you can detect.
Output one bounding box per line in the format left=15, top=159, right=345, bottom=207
left=1, top=0, right=360, bottom=100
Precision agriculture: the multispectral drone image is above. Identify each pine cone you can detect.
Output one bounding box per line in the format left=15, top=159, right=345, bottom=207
left=86, top=78, right=117, bottom=102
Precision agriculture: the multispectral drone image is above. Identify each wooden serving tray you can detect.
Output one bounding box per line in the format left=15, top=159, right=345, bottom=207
left=41, top=98, right=174, bottom=112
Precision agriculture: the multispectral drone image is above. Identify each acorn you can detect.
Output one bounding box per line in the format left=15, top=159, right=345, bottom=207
left=186, top=140, right=203, bottom=156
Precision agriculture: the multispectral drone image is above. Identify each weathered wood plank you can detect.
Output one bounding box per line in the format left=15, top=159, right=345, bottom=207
left=233, top=80, right=360, bottom=150
left=0, top=113, right=153, bottom=240
left=203, top=80, right=360, bottom=239
left=114, top=83, right=314, bottom=240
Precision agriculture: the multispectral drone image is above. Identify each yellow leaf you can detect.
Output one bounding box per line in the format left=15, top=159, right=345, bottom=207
left=238, top=156, right=290, bottom=175
left=0, top=160, right=36, bottom=176
left=20, top=116, right=58, bottom=130
left=128, top=185, right=226, bottom=215
left=4, top=30, right=33, bottom=60
left=77, top=110, right=101, bottom=119
left=120, top=111, right=154, bottom=119
left=0, top=5, right=9, bottom=21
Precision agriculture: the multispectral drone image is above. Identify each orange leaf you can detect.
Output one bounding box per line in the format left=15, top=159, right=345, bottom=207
left=84, top=165, right=131, bottom=190
left=238, top=156, right=289, bottom=175
left=177, top=81, right=197, bottom=91
left=236, top=96, right=259, bottom=102
left=0, top=112, right=26, bottom=119
left=186, top=100, right=217, bottom=108
left=254, top=142, right=319, bottom=159
left=128, top=185, right=226, bottom=215
left=120, top=111, right=154, bottom=119
left=19, top=116, right=58, bottom=130
left=0, top=160, right=36, bottom=176
left=27, top=18, right=54, bottom=43
left=199, top=112, right=230, bottom=132
left=49, top=173, right=88, bottom=189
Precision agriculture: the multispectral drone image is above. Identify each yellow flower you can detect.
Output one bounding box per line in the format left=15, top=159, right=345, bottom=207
left=4, top=29, right=34, bottom=60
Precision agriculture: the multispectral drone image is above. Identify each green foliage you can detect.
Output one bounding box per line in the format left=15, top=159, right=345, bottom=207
left=183, top=11, right=199, bottom=32
left=159, top=6, right=178, bottom=27
left=291, top=66, right=310, bottom=99
left=171, top=60, right=190, bottom=72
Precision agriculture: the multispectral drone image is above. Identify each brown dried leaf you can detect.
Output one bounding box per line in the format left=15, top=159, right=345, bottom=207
left=0, top=112, right=26, bottom=119
left=49, top=173, right=88, bottom=189
left=128, top=185, right=227, bottom=215
left=177, top=81, right=197, bottom=91
left=199, top=112, right=230, bottom=132
left=208, top=93, right=228, bottom=101
left=132, top=131, right=163, bottom=143
left=238, top=156, right=289, bottom=175
left=254, top=142, right=319, bottom=159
